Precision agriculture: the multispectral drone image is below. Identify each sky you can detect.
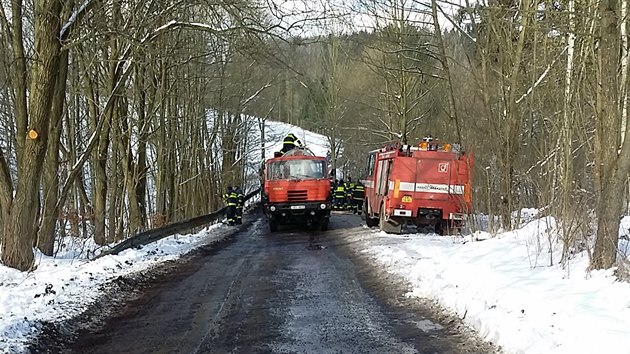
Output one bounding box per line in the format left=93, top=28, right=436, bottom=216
left=1, top=120, right=630, bottom=354
left=269, top=0, right=462, bottom=36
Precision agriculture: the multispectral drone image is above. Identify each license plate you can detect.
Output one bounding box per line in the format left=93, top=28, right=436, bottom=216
left=290, top=205, right=306, bottom=210
left=401, top=196, right=412, bottom=203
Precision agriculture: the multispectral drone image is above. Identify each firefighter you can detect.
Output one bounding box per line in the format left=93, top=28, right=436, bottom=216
left=334, top=179, right=346, bottom=209
left=281, top=133, right=303, bottom=155
left=234, top=186, right=244, bottom=225
left=352, top=180, right=365, bottom=215
left=345, top=178, right=355, bottom=210
left=223, top=186, right=238, bottom=226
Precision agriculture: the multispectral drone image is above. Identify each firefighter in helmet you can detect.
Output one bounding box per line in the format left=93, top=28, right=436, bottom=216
left=281, top=133, right=303, bottom=155
left=334, top=179, right=346, bottom=209
left=223, top=186, right=238, bottom=226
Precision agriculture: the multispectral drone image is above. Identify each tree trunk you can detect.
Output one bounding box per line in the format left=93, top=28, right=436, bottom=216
left=91, top=101, right=110, bottom=245
left=498, top=0, right=533, bottom=230
left=0, top=148, right=12, bottom=245
left=120, top=95, right=143, bottom=235
left=166, top=94, right=177, bottom=221
left=559, top=0, right=576, bottom=262
left=108, top=102, right=123, bottom=242
left=67, top=83, right=81, bottom=238
left=592, top=0, right=624, bottom=269
left=593, top=162, right=629, bottom=268
left=9, top=0, right=28, bottom=167
left=92, top=29, right=120, bottom=245
left=134, top=65, right=148, bottom=230
left=37, top=48, right=69, bottom=255
left=155, top=62, right=169, bottom=223
left=431, top=0, right=462, bottom=144
left=37, top=0, right=74, bottom=249
left=2, top=0, right=62, bottom=270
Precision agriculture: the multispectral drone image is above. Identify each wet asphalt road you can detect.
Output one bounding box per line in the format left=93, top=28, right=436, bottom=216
left=61, top=212, right=499, bottom=354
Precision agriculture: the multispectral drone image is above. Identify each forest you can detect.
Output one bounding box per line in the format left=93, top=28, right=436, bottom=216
left=0, top=0, right=628, bottom=275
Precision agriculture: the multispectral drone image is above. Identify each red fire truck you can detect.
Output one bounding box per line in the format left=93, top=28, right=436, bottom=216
left=262, top=148, right=332, bottom=232
left=363, top=140, right=473, bottom=234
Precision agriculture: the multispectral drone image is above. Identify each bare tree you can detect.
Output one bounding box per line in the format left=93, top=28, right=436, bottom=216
left=0, top=0, right=65, bottom=270
left=360, top=0, right=437, bottom=144
left=0, top=0, right=304, bottom=270
left=591, top=0, right=630, bottom=269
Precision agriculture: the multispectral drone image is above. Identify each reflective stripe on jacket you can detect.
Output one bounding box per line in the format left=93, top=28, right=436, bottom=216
left=283, top=134, right=297, bottom=145
left=225, top=192, right=238, bottom=206
left=353, top=185, right=365, bottom=200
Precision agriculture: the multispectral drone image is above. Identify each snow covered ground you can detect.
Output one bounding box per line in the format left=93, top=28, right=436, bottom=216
left=0, top=223, right=232, bottom=353
left=352, top=216, right=630, bottom=354
left=1, top=214, right=629, bottom=353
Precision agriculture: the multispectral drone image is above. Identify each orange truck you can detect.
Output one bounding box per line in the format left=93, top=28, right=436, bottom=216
left=363, top=140, right=473, bottom=234
left=262, top=148, right=332, bottom=232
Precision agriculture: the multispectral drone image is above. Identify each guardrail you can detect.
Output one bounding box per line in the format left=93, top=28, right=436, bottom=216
left=94, top=188, right=260, bottom=259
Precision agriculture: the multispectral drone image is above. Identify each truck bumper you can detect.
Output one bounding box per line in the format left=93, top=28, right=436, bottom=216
left=266, top=201, right=331, bottom=224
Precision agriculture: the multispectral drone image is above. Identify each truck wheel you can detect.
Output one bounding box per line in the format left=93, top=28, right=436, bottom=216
left=366, top=214, right=378, bottom=228
left=365, top=201, right=378, bottom=227
left=269, top=219, right=278, bottom=232
left=379, top=207, right=386, bottom=231
left=320, top=220, right=329, bottom=231
left=379, top=206, right=402, bottom=234
left=435, top=221, right=446, bottom=235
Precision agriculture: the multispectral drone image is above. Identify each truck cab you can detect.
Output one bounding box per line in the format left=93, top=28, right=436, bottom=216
left=262, top=148, right=332, bottom=232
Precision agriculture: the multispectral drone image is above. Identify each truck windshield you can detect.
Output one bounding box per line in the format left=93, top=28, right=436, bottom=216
left=267, top=160, right=326, bottom=180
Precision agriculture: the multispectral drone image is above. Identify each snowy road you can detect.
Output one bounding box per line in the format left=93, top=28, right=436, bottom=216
left=34, top=212, right=498, bottom=353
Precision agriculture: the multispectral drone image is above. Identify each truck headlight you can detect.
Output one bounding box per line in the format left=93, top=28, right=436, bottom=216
left=270, top=206, right=276, bottom=212
left=320, top=203, right=327, bottom=210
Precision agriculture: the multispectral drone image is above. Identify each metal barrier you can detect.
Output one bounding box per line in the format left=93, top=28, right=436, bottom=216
left=94, top=188, right=260, bottom=259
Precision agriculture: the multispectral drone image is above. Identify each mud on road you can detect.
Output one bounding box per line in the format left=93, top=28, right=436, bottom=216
left=30, top=211, right=500, bottom=354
